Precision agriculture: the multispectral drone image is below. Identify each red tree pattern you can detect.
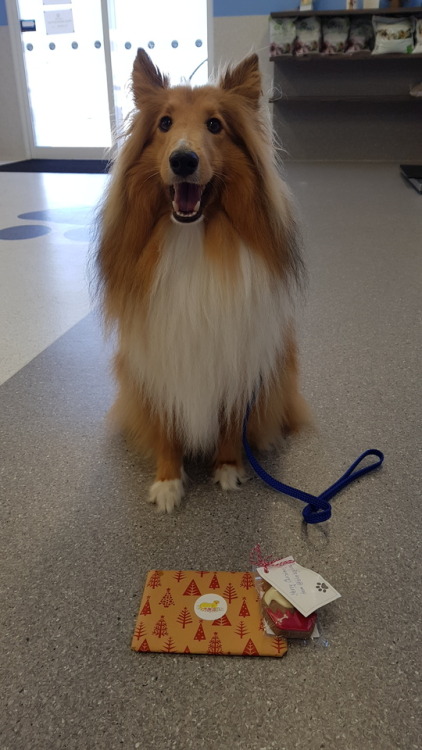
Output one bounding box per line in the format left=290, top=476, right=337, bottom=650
left=194, top=621, right=206, bottom=641
left=213, top=614, right=231, bottom=627
left=223, top=583, right=238, bottom=603
left=243, top=638, right=259, bottom=656
left=235, top=621, right=249, bottom=639
left=152, top=615, right=168, bottom=638
left=209, top=573, right=220, bottom=589
left=272, top=637, right=285, bottom=654
left=132, top=570, right=289, bottom=657
left=240, top=572, right=254, bottom=590
left=239, top=597, right=251, bottom=617
left=207, top=632, right=223, bottom=655
left=177, top=607, right=193, bottom=629
left=134, top=621, right=146, bottom=640
left=140, top=596, right=151, bottom=616
left=148, top=571, right=162, bottom=589
left=159, top=588, right=175, bottom=608
left=183, top=579, right=201, bottom=596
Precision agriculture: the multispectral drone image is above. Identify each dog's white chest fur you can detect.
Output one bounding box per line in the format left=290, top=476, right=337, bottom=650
left=128, top=220, right=291, bottom=452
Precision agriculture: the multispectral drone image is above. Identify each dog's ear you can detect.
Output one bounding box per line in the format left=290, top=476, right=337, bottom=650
left=132, top=49, right=169, bottom=105
left=219, top=54, right=261, bottom=107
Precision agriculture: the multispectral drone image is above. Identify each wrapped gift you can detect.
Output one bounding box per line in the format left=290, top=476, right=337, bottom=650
left=132, top=570, right=287, bottom=657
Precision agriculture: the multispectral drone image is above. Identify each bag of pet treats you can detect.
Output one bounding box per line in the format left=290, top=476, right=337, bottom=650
left=413, top=17, right=422, bottom=54
left=345, top=17, right=374, bottom=54
left=255, top=573, right=319, bottom=640
left=252, top=553, right=341, bottom=645
left=270, top=17, right=297, bottom=57
left=322, top=17, right=350, bottom=55
left=372, top=15, right=414, bottom=55
left=294, top=16, right=321, bottom=56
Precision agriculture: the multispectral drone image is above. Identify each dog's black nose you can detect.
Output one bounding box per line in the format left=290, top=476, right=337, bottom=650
left=169, top=150, right=199, bottom=177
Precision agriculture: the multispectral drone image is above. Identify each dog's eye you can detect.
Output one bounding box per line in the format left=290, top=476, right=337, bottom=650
left=159, top=116, right=172, bottom=132
left=206, top=118, right=222, bottom=134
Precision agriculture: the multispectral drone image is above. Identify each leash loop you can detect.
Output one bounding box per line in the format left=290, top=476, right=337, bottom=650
left=242, top=407, right=384, bottom=524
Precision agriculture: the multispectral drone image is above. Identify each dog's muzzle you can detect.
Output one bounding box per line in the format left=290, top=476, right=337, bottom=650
left=169, top=150, right=204, bottom=223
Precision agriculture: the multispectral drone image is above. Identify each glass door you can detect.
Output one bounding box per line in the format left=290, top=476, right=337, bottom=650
left=13, top=0, right=113, bottom=157
left=109, top=1, right=209, bottom=133
left=9, top=0, right=209, bottom=159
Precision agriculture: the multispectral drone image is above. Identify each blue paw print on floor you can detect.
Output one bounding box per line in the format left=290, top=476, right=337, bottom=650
left=18, top=207, right=92, bottom=226
left=0, top=206, right=92, bottom=242
left=62, top=226, right=91, bottom=242
left=0, top=225, right=52, bottom=240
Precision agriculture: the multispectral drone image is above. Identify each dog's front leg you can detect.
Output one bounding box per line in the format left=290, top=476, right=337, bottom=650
left=148, top=424, right=185, bottom=514
left=213, top=418, right=248, bottom=490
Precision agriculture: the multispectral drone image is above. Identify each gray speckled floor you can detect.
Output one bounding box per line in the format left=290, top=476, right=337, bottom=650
left=1, top=164, right=421, bottom=750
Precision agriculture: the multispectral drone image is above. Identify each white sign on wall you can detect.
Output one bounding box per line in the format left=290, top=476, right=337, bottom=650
left=44, top=9, right=74, bottom=35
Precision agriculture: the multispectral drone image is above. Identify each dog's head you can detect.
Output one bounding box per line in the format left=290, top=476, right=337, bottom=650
left=129, top=49, right=263, bottom=225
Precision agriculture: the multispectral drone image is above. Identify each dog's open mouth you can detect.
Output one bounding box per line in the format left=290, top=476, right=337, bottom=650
left=171, top=183, right=204, bottom=223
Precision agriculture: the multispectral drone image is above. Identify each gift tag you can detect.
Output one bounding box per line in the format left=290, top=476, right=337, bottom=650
left=257, top=557, right=341, bottom=617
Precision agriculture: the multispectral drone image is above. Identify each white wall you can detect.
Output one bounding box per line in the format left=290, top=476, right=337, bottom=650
left=0, top=25, right=27, bottom=161
left=213, top=15, right=273, bottom=97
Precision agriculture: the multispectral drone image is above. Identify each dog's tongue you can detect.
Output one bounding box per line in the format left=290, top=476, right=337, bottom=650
left=174, top=183, right=202, bottom=214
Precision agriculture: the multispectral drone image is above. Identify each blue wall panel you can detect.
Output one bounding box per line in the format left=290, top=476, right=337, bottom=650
left=213, top=0, right=422, bottom=16
left=0, top=0, right=8, bottom=27
left=214, top=1, right=285, bottom=16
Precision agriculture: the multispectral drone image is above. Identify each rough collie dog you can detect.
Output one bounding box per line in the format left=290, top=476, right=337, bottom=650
left=95, top=49, right=308, bottom=513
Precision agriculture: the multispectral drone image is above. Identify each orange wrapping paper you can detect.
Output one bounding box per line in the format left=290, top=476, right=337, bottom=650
left=132, top=570, right=288, bottom=657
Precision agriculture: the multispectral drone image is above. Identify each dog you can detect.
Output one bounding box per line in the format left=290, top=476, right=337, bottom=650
left=95, top=49, right=309, bottom=513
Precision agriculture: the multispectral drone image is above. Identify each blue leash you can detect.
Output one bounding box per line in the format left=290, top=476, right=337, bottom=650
left=242, top=406, right=384, bottom=524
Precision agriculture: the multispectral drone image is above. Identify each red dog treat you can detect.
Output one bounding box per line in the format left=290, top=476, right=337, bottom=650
left=263, top=587, right=317, bottom=639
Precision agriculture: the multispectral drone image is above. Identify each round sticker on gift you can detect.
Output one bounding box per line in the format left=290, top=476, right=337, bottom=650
left=194, top=594, right=228, bottom=621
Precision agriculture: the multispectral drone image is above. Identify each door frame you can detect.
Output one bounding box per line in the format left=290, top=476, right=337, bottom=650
left=6, top=0, right=213, bottom=161
left=6, top=0, right=33, bottom=160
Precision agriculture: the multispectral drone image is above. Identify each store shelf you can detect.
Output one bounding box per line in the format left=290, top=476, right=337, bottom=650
left=271, top=94, right=421, bottom=101
left=271, top=52, right=422, bottom=61
left=271, top=7, right=422, bottom=18
left=270, top=9, right=422, bottom=103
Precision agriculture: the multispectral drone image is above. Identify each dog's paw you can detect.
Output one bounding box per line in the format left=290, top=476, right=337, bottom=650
left=213, top=463, right=249, bottom=491
left=148, top=477, right=185, bottom=514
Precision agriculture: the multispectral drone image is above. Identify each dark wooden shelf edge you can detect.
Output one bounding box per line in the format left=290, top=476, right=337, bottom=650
left=271, top=7, right=422, bottom=18
left=270, top=53, right=422, bottom=60
left=272, top=95, right=422, bottom=101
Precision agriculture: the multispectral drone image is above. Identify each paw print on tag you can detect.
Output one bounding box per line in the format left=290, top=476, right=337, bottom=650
left=316, top=582, right=329, bottom=593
